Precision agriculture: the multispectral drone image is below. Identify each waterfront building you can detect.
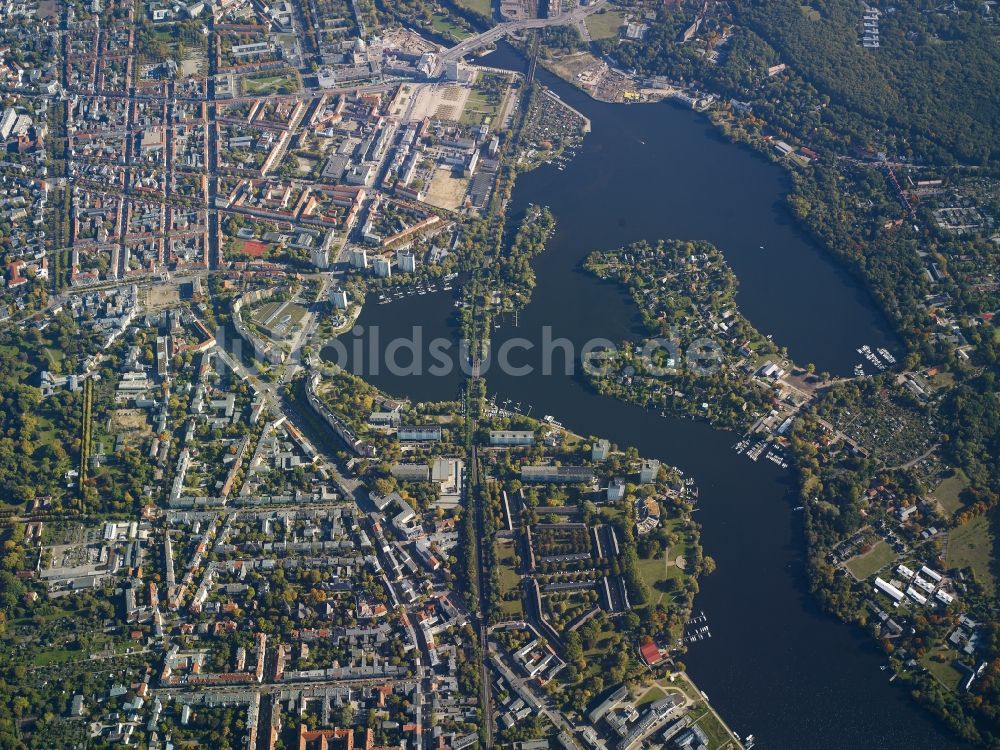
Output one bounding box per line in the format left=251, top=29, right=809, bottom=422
left=348, top=247, right=368, bottom=269
left=373, top=256, right=392, bottom=278
left=593, top=438, right=610, bottom=461
left=639, top=459, right=661, bottom=484
left=397, top=249, right=416, bottom=272
left=330, top=288, right=349, bottom=310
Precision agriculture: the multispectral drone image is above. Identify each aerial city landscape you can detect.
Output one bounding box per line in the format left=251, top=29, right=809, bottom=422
left=0, top=0, right=997, bottom=747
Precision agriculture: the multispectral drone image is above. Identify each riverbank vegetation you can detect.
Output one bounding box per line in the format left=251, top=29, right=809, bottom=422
left=495, top=205, right=555, bottom=311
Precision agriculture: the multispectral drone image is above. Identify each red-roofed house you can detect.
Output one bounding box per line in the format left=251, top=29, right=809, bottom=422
left=7, top=260, right=26, bottom=288
left=640, top=640, right=665, bottom=667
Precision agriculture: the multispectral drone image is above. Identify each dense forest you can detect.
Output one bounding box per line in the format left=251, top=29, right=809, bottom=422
left=733, top=0, right=1000, bottom=166
left=606, top=0, right=1000, bottom=166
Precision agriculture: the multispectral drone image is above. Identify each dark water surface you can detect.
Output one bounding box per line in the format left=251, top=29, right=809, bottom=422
left=336, top=44, right=969, bottom=750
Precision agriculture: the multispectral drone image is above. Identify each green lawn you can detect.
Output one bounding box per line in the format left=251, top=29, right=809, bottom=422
left=845, top=540, right=896, bottom=580
left=929, top=370, right=957, bottom=389
left=496, top=538, right=523, bottom=618
left=921, top=648, right=964, bottom=692
left=31, top=648, right=79, bottom=666
left=498, top=563, right=520, bottom=593
left=585, top=9, right=626, bottom=40
left=931, top=470, right=970, bottom=516
left=43, top=347, right=65, bottom=367
left=431, top=12, right=472, bottom=40
left=499, top=598, right=524, bottom=617
left=242, top=72, right=300, bottom=96
left=947, top=515, right=996, bottom=595
left=459, top=77, right=509, bottom=126
left=453, top=0, right=491, bottom=16
left=636, top=553, right=685, bottom=606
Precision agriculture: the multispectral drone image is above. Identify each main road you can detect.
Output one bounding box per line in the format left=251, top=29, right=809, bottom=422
left=435, top=0, right=610, bottom=71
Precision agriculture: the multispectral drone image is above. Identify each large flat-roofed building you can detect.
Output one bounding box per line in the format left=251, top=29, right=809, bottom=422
left=398, top=425, right=442, bottom=442
left=874, top=576, right=905, bottom=603
left=390, top=463, right=431, bottom=482
left=490, top=430, right=535, bottom=446
left=521, top=465, right=595, bottom=484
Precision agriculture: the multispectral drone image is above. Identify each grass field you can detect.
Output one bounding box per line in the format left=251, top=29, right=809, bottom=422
left=931, top=470, right=970, bottom=516
left=636, top=552, right=685, bottom=606
left=453, top=0, right=491, bottom=16
left=499, top=599, right=523, bottom=617
left=43, top=347, right=65, bottom=368
left=497, top=561, right=520, bottom=593
left=921, top=648, right=964, bottom=692
left=845, top=540, right=896, bottom=580
left=431, top=12, right=471, bottom=40
left=460, top=87, right=505, bottom=126
left=585, top=9, right=626, bottom=40
left=496, top=538, right=523, bottom=618
left=242, top=72, right=300, bottom=96
left=948, top=515, right=996, bottom=595
left=31, top=647, right=79, bottom=666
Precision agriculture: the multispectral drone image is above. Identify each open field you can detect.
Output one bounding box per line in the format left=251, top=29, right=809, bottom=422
left=460, top=73, right=511, bottom=127
left=431, top=12, right=472, bottom=40
left=31, top=647, right=79, bottom=666
left=636, top=552, right=684, bottom=607
left=454, top=0, right=491, bottom=15
left=424, top=169, right=469, bottom=211
left=146, top=284, right=180, bottom=307
left=585, top=9, right=626, bottom=40
left=408, top=83, right=471, bottom=122
left=111, top=409, right=151, bottom=432
left=496, top=538, right=523, bottom=618
left=845, top=540, right=896, bottom=580
left=921, top=647, right=964, bottom=691
left=947, top=514, right=996, bottom=596
left=931, top=469, right=970, bottom=516
left=242, top=71, right=300, bottom=96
